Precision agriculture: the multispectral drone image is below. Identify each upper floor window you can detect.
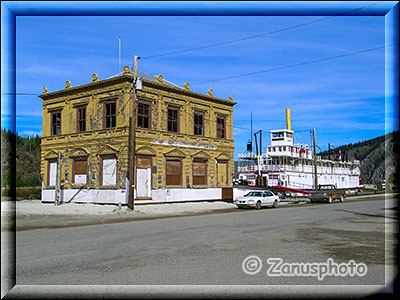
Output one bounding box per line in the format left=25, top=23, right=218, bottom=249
left=51, top=110, right=61, bottom=135
left=137, top=102, right=150, bottom=129
left=217, top=116, right=225, bottom=139
left=104, top=101, right=116, bottom=129
left=194, top=111, right=204, bottom=136
left=168, top=106, right=179, bottom=133
left=76, top=106, right=86, bottom=132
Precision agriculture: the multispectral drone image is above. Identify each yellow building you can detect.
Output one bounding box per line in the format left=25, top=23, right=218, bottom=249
left=39, top=66, right=236, bottom=204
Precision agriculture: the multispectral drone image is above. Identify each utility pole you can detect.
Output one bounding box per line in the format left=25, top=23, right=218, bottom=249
left=128, top=55, right=139, bottom=210
left=313, top=128, right=318, bottom=190
left=250, top=111, right=253, bottom=170
left=259, top=130, right=263, bottom=186
left=55, top=151, right=61, bottom=205
left=250, top=111, right=253, bottom=152
left=254, top=132, right=259, bottom=186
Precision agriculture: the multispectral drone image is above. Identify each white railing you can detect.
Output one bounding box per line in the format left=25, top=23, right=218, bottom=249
left=238, top=164, right=360, bottom=176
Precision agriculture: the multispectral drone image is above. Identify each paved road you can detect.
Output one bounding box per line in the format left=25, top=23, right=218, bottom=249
left=5, top=195, right=398, bottom=296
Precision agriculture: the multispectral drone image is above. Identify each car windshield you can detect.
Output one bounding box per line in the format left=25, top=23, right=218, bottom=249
left=245, top=192, right=262, bottom=197
left=319, top=185, right=333, bottom=190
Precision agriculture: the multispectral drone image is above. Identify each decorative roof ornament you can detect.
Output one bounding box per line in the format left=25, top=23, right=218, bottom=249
left=43, top=87, right=48, bottom=94
left=92, top=73, right=98, bottom=82
left=123, top=65, right=130, bottom=74
left=65, top=80, right=71, bottom=89
left=229, top=94, right=233, bottom=101
left=157, top=74, right=163, bottom=83
left=208, top=89, right=213, bottom=96
left=184, top=82, right=190, bottom=90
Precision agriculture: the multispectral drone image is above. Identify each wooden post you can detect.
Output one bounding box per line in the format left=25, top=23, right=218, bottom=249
left=128, top=56, right=139, bottom=210
left=55, top=151, right=61, bottom=205
left=259, top=130, right=263, bottom=186
left=313, top=128, right=318, bottom=190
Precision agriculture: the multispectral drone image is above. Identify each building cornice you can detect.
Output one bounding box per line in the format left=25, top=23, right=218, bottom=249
left=142, top=79, right=237, bottom=107
left=38, top=75, right=134, bottom=100
left=39, top=73, right=237, bottom=107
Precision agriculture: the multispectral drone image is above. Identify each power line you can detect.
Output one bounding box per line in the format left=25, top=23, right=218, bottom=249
left=2, top=93, right=39, bottom=96
left=140, top=2, right=382, bottom=60
left=192, top=43, right=398, bottom=85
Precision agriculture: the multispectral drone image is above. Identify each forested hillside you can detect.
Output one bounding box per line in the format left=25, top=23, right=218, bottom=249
left=1, top=128, right=41, bottom=188
left=319, top=130, right=399, bottom=185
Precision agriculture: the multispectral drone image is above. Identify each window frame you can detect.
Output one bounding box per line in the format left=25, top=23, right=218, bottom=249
left=103, top=100, right=117, bottom=129
left=72, top=156, right=88, bottom=184
left=167, top=106, right=180, bottom=133
left=47, top=158, right=57, bottom=187
left=76, top=105, right=87, bottom=133
left=100, top=154, right=117, bottom=187
left=216, top=159, right=229, bottom=186
left=194, top=111, right=204, bottom=136
left=192, top=158, right=207, bottom=186
left=137, top=100, right=152, bottom=129
left=165, top=158, right=182, bottom=186
left=51, top=110, right=62, bottom=136
left=216, top=115, right=226, bottom=139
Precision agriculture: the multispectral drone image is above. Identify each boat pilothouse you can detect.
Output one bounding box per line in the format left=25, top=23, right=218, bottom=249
left=237, top=109, right=361, bottom=191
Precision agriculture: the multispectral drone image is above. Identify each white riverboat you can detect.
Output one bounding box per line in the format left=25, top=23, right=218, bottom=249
left=237, top=110, right=362, bottom=192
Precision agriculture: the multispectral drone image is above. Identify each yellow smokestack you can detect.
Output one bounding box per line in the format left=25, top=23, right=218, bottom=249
left=286, top=108, right=291, bottom=130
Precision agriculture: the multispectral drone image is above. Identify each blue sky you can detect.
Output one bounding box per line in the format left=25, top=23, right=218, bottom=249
left=3, top=3, right=397, bottom=158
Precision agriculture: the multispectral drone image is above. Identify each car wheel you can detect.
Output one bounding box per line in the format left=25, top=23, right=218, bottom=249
left=339, top=195, right=344, bottom=202
left=272, top=200, right=279, bottom=208
left=327, top=195, right=333, bottom=203
left=255, top=201, right=262, bottom=210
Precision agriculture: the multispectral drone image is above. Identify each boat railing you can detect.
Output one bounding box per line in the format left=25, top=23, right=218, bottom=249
left=238, top=164, right=360, bottom=175
left=288, top=181, right=313, bottom=189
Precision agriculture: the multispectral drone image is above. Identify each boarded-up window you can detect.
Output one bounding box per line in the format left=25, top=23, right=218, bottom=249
left=166, top=159, right=181, bottom=185
left=48, top=161, right=57, bottom=186
left=137, top=156, right=152, bottom=169
left=193, top=159, right=206, bottom=185
left=73, top=158, right=87, bottom=184
left=217, top=160, right=228, bottom=186
left=102, top=157, right=117, bottom=186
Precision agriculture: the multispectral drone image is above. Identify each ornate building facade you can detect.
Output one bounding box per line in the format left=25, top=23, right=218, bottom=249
left=39, top=66, right=236, bottom=204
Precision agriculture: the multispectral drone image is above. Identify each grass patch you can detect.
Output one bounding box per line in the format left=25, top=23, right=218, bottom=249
left=2, top=186, right=41, bottom=200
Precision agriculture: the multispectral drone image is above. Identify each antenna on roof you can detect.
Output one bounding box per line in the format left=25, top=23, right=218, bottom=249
left=118, top=36, right=121, bottom=73
left=250, top=111, right=253, bottom=153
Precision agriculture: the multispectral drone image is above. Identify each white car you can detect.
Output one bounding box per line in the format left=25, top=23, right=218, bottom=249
left=234, top=190, right=280, bottom=209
